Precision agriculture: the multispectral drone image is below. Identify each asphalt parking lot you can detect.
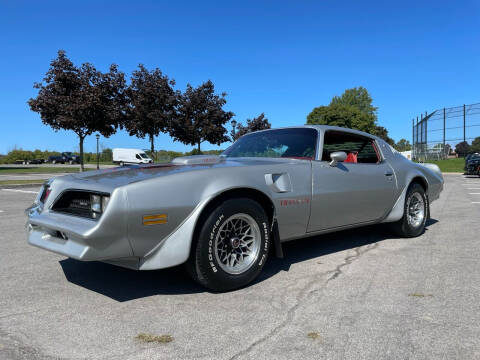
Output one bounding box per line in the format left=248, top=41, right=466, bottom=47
left=0, top=174, right=479, bottom=360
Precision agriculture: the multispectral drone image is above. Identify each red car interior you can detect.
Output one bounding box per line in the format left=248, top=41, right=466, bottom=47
left=344, top=152, right=358, bottom=163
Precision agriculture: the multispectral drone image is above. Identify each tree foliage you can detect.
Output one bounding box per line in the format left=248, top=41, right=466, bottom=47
left=307, top=103, right=376, bottom=133
left=455, top=141, right=471, bottom=157
left=0, top=148, right=114, bottom=164
left=471, top=137, right=480, bottom=153
left=330, top=86, right=378, bottom=118
left=171, top=80, right=234, bottom=151
left=307, top=87, right=395, bottom=144
left=28, top=50, right=126, bottom=170
left=233, top=113, right=271, bottom=140
left=393, top=138, right=412, bottom=152
left=124, top=65, right=177, bottom=160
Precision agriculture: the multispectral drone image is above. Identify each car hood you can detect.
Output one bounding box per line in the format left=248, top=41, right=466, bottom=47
left=53, top=157, right=303, bottom=193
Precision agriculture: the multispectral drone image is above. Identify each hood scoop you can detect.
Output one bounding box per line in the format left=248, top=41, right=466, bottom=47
left=171, top=155, right=225, bottom=166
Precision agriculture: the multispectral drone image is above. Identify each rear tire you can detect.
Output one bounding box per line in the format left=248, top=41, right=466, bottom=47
left=119, top=161, right=124, bottom=167
left=52, top=160, right=56, bottom=164
left=186, top=198, right=270, bottom=292
left=391, top=183, right=428, bottom=238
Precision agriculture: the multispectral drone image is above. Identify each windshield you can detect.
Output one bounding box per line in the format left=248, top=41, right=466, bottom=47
left=139, top=153, right=149, bottom=159
left=223, top=128, right=317, bottom=159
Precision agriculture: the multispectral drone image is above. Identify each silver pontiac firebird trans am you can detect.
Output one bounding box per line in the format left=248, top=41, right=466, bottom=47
left=26, top=126, right=444, bottom=291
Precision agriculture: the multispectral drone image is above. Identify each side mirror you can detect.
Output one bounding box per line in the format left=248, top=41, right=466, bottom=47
left=329, top=151, right=347, bottom=167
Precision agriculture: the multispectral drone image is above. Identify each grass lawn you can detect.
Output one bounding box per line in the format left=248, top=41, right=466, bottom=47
left=0, top=167, right=83, bottom=174
left=421, top=158, right=465, bottom=173
left=0, top=179, right=45, bottom=186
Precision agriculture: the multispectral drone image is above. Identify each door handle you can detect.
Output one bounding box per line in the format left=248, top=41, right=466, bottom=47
left=384, top=171, right=393, bottom=176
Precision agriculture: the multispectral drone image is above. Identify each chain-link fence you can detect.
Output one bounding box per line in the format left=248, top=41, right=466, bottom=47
left=412, top=103, right=480, bottom=161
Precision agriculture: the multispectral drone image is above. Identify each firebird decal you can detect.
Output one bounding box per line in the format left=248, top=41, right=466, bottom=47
left=280, top=198, right=310, bottom=206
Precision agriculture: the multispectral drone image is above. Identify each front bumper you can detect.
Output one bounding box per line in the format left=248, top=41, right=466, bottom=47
left=26, top=182, right=133, bottom=262
left=466, top=164, right=480, bottom=175
left=27, top=209, right=133, bottom=261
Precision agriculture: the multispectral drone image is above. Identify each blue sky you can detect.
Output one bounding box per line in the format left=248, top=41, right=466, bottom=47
left=1, top=0, right=479, bottom=154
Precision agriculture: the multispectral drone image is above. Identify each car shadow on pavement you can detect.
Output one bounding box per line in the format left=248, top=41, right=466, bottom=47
left=60, top=220, right=439, bottom=301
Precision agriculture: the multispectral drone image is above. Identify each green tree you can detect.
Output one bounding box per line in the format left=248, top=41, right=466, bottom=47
left=330, top=86, right=378, bottom=118
left=28, top=50, right=126, bottom=171
left=455, top=141, right=471, bottom=157
left=471, top=137, right=480, bottom=153
left=307, top=87, right=395, bottom=143
left=172, top=80, right=234, bottom=151
left=124, top=64, right=177, bottom=161
left=233, top=113, right=271, bottom=140
left=394, top=139, right=412, bottom=152
left=307, top=103, right=376, bottom=134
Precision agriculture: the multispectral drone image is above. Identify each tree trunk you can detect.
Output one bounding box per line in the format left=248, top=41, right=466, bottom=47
left=197, top=140, right=201, bottom=152
left=150, top=133, right=155, bottom=162
left=79, top=135, right=85, bottom=172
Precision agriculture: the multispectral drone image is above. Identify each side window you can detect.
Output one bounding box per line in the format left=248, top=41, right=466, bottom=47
left=322, top=131, right=380, bottom=164
left=357, top=141, right=380, bottom=163
left=136, top=154, right=141, bottom=160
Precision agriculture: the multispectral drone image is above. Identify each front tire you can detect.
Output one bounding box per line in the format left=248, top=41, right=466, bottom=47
left=392, top=183, right=428, bottom=237
left=187, top=198, right=270, bottom=291
left=119, top=161, right=124, bottom=167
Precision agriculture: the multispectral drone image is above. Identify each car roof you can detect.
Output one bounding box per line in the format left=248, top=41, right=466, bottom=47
left=243, top=125, right=383, bottom=142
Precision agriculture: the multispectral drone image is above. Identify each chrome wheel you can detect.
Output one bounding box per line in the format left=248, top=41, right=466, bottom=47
left=214, top=213, right=261, bottom=275
left=407, top=192, right=425, bottom=228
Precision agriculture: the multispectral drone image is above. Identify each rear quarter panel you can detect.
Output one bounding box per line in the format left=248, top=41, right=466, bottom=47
left=377, top=141, right=444, bottom=222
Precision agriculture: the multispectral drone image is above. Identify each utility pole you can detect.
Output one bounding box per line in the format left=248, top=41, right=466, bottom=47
left=412, top=118, right=414, bottom=159
left=443, top=108, right=446, bottom=145
left=463, top=104, right=466, bottom=143
left=420, top=114, right=423, bottom=145
left=96, top=134, right=100, bottom=170
left=425, top=111, right=428, bottom=147
left=443, top=107, right=446, bottom=159
left=416, top=116, right=419, bottom=155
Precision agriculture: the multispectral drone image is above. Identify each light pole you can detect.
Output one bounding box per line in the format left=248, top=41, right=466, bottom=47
left=96, top=134, right=100, bottom=170
left=231, top=119, right=237, bottom=141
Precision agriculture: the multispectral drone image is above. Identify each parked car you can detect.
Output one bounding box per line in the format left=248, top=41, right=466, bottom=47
left=113, top=148, right=153, bottom=166
left=466, top=153, right=480, bottom=175
left=26, top=126, right=444, bottom=291
left=47, top=152, right=81, bottom=164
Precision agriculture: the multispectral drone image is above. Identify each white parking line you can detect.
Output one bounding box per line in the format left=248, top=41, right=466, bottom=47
left=472, top=202, right=480, bottom=204
left=1, top=189, right=38, bottom=194
left=469, top=193, right=480, bottom=195
left=0, top=210, right=4, bottom=213
left=467, top=188, right=480, bottom=190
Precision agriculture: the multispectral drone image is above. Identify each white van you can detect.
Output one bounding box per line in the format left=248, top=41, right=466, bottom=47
left=113, top=148, right=153, bottom=166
